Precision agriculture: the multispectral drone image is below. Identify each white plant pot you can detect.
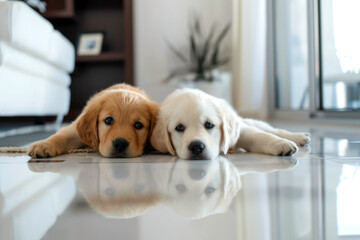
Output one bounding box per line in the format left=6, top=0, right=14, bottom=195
left=178, top=71, right=232, bottom=104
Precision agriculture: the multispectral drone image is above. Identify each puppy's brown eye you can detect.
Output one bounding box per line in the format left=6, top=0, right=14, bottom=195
left=204, top=121, right=214, bottom=129
left=175, top=124, right=185, bottom=132
left=134, top=122, right=143, bottom=129
left=105, top=117, right=114, bottom=125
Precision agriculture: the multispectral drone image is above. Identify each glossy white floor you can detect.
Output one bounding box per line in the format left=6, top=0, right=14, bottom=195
left=0, top=122, right=360, bottom=240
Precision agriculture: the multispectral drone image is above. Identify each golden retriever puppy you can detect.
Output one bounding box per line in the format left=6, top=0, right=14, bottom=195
left=28, top=153, right=297, bottom=220
left=28, top=84, right=158, bottom=158
left=28, top=154, right=175, bottom=219
left=78, top=161, right=161, bottom=218
left=151, top=89, right=310, bottom=160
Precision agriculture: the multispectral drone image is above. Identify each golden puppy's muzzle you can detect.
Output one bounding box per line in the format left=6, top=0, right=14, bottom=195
left=111, top=138, right=130, bottom=157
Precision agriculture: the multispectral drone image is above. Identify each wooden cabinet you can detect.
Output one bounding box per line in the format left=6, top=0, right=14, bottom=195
left=42, top=0, right=74, bottom=18
left=43, top=0, right=134, bottom=121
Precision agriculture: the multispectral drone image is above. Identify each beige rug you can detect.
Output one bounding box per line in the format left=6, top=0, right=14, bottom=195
left=0, top=147, right=94, bottom=154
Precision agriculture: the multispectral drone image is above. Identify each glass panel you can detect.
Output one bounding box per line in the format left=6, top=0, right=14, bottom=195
left=322, top=137, right=360, bottom=239
left=336, top=165, right=360, bottom=236
left=270, top=159, right=314, bottom=239
left=274, top=0, right=309, bottom=110
left=320, top=0, right=360, bottom=110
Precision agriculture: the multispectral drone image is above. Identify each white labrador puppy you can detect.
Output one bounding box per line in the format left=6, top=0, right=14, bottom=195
left=151, top=89, right=310, bottom=160
left=165, top=157, right=241, bottom=219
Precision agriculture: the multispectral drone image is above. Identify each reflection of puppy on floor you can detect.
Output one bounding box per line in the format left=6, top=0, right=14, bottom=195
left=165, top=155, right=298, bottom=219
left=28, top=155, right=174, bottom=219
left=28, top=155, right=297, bottom=220
left=164, top=157, right=241, bottom=219
left=78, top=162, right=160, bottom=218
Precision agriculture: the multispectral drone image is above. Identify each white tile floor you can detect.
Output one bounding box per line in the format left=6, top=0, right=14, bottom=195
left=0, top=122, right=360, bottom=240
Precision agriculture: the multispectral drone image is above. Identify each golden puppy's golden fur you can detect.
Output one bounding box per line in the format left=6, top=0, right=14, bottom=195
left=28, top=84, right=159, bottom=158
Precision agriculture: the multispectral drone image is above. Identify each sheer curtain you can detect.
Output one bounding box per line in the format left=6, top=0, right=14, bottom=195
left=232, top=0, right=267, bottom=119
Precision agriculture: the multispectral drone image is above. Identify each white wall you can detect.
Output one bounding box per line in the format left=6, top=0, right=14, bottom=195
left=134, top=0, right=232, bottom=102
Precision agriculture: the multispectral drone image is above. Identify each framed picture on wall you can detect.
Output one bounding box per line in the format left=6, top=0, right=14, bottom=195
left=77, top=32, right=105, bottom=56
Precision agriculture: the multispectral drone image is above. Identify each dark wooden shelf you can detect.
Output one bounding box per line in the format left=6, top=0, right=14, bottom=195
left=41, top=0, right=74, bottom=19
left=47, top=0, right=133, bottom=121
left=76, top=52, right=125, bottom=62
left=42, top=10, right=74, bottom=19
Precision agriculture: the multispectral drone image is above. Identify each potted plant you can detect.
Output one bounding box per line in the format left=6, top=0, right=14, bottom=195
left=165, top=15, right=232, bottom=103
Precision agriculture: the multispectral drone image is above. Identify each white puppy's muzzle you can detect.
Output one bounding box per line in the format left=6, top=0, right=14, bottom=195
left=187, top=140, right=208, bottom=160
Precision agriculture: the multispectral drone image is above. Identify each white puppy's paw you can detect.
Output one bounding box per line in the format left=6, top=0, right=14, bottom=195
left=286, top=132, right=311, bottom=146
left=270, top=139, right=298, bottom=156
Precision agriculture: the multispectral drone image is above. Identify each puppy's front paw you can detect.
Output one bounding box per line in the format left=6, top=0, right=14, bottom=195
left=272, top=139, right=298, bottom=156
left=288, top=132, right=311, bottom=146
left=27, top=141, right=62, bottom=158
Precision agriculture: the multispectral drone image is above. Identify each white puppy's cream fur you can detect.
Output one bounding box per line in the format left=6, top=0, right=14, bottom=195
left=151, top=89, right=310, bottom=160
left=165, top=157, right=241, bottom=219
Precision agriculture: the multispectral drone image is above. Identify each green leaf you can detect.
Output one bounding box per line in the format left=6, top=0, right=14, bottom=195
left=193, top=14, right=202, bottom=38
left=165, top=14, right=231, bottom=83
left=211, top=22, right=231, bottom=65
left=165, top=39, right=188, bottom=66
left=190, top=32, right=198, bottom=67
left=208, top=57, right=230, bottom=71
left=199, top=23, right=216, bottom=69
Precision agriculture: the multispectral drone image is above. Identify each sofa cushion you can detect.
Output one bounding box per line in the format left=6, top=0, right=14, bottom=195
left=0, top=42, right=71, bottom=87
left=49, top=31, right=75, bottom=73
left=0, top=65, right=70, bottom=116
left=0, top=1, right=75, bottom=73
left=0, top=1, right=53, bottom=61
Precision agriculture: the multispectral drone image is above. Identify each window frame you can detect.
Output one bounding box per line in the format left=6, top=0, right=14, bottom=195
left=267, top=0, right=360, bottom=122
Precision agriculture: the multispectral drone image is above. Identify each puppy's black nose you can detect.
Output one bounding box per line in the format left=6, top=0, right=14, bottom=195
left=188, top=168, right=206, bottom=180
left=113, top=138, right=129, bottom=153
left=112, top=165, right=129, bottom=179
left=188, top=141, right=205, bottom=156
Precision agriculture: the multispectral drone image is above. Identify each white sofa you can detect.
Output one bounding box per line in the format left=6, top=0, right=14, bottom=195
left=0, top=1, right=75, bottom=124
left=0, top=155, right=76, bottom=240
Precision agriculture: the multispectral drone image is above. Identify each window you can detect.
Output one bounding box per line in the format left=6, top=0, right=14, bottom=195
left=320, top=0, right=360, bottom=110
left=269, top=0, right=360, bottom=118
left=273, top=0, right=309, bottom=110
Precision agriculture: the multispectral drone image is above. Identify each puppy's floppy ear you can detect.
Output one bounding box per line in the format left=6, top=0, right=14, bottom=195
left=150, top=115, right=175, bottom=155
left=147, top=101, right=160, bottom=141
left=217, top=157, right=241, bottom=212
left=214, top=99, right=242, bottom=154
left=76, top=98, right=101, bottom=149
